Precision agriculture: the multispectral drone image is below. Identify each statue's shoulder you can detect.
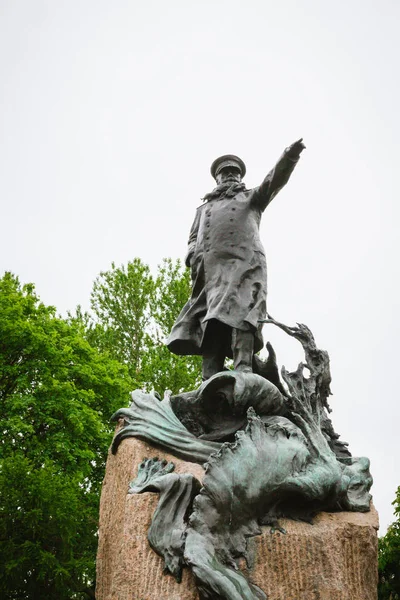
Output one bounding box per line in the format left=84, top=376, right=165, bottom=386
left=246, top=186, right=258, bottom=196
left=235, top=188, right=257, bottom=204
left=236, top=187, right=256, bottom=198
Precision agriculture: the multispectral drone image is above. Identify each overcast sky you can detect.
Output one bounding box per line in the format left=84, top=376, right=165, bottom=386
left=1, top=0, right=399, bottom=532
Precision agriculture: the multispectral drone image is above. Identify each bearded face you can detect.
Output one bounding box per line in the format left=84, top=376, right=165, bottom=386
left=202, top=166, right=246, bottom=203
left=215, top=166, right=242, bottom=185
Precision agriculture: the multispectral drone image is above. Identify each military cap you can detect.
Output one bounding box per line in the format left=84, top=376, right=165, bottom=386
left=210, top=154, right=246, bottom=180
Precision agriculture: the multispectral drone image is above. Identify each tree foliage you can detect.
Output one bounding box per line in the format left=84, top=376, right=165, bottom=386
left=0, top=273, right=132, bottom=599
left=89, top=258, right=154, bottom=372
left=87, top=258, right=201, bottom=394
left=379, top=487, right=400, bottom=599
left=0, top=259, right=203, bottom=597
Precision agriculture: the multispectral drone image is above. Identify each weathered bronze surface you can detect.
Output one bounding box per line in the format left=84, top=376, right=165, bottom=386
left=111, top=318, right=373, bottom=599
left=107, top=141, right=374, bottom=600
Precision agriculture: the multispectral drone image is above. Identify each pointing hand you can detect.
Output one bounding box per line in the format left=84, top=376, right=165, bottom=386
left=285, top=138, right=306, bottom=159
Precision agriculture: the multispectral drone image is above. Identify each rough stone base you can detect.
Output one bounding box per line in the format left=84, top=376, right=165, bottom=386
left=96, top=435, right=379, bottom=600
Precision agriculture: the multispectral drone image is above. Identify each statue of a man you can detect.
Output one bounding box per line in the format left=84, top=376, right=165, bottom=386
left=167, top=139, right=305, bottom=380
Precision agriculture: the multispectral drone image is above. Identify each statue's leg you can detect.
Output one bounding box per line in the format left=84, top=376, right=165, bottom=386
left=232, top=328, right=254, bottom=372
left=202, top=354, right=226, bottom=380
left=129, top=457, right=201, bottom=583
left=201, top=320, right=230, bottom=380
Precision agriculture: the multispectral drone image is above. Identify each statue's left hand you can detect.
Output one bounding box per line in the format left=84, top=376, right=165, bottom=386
left=285, top=138, right=306, bottom=159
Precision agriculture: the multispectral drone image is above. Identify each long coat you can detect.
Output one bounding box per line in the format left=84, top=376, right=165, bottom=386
left=167, top=151, right=299, bottom=356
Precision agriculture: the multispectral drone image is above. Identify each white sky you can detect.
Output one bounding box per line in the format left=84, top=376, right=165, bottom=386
left=1, top=0, right=399, bottom=532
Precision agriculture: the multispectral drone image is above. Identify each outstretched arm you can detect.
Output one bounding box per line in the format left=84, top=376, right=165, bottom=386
left=252, top=138, right=306, bottom=212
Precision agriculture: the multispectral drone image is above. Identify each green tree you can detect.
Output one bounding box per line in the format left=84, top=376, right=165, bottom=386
left=0, top=273, right=132, bottom=599
left=379, top=487, right=400, bottom=599
left=89, top=258, right=154, bottom=374
left=88, top=258, right=201, bottom=394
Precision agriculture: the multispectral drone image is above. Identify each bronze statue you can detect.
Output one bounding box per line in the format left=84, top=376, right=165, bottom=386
left=108, top=139, right=374, bottom=600
left=167, top=139, right=306, bottom=380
